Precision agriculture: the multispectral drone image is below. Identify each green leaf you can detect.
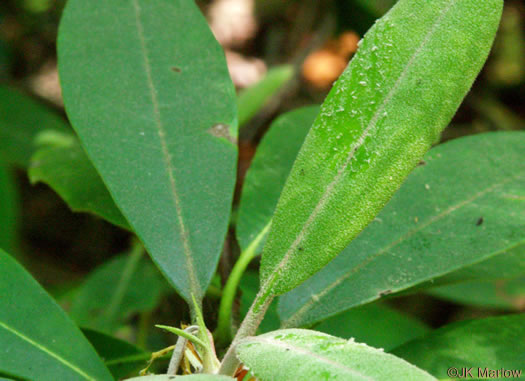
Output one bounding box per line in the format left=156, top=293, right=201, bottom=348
left=125, top=376, right=234, bottom=381
left=0, top=250, right=113, bottom=381
left=58, top=0, right=238, bottom=303
left=0, top=165, right=18, bottom=254
left=279, top=132, right=525, bottom=327
left=29, top=131, right=130, bottom=230
left=70, top=249, right=170, bottom=333
left=237, top=329, right=436, bottom=380
left=392, top=314, right=525, bottom=379
left=237, top=106, right=319, bottom=253
left=259, top=0, right=503, bottom=297
left=0, top=85, right=69, bottom=168
left=82, top=328, right=149, bottom=379
left=315, top=303, right=429, bottom=351
left=428, top=277, right=525, bottom=310
left=237, top=65, right=295, bottom=128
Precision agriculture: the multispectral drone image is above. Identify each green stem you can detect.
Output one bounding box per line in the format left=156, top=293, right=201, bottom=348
left=215, top=223, right=271, bottom=345
left=100, top=238, right=144, bottom=329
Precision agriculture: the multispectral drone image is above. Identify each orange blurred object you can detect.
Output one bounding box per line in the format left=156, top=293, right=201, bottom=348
left=302, top=31, right=360, bottom=89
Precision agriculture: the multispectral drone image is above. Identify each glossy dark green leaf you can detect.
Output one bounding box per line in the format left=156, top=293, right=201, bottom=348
left=279, top=132, right=525, bottom=327
left=0, top=165, right=17, bottom=253
left=29, top=131, right=129, bottom=230
left=70, top=251, right=170, bottom=333
left=428, top=277, right=525, bottom=310
left=237, top=65, right=294, bottom=128
left=236, top=106, right=319, bottom=253
left=392, top=314, right=525, bottom=379
left=237, top=329, right=435, bottom=380
left=0, top=250, right=113, bottom=381
left=260, top=0, right=503, bottom=297
left=0, top=85, right=69, bottom=168
left=58, top=0, right=238, bottom=303
left=82, top=328, right=149, bottom=379
left=315, top=303, right=429, bottom=351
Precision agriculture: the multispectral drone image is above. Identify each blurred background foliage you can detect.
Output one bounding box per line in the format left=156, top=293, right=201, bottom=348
left=0, top=0, right=523, bottom=376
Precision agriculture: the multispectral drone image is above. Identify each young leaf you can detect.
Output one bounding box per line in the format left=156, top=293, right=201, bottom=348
left=0, top=165, right=18, bottom=253
left=70, top=250, right=170, bottom=333
left=82, top=328, right=150, bottom=379
left=29, top=131, right=130, bottom=230
left=392, top=314, right=525, bottom=379
left=236, top=329, right=436, bottom=380
left=260, top=0, right=503, bottom=297
left=237, top=106, right=319, bottom=253
left=279, top=132, right=525, bottom=328
left=428, top=277, right=525, bottom=310
left=237, top=65, right=295, bottom=128
left=0, top=250, right=113, bottom=381
left=315, top=303, right=429, bottom=351
left=58, top=0, right=238, bottom=304
left=0, top=85, right=69, bottom=168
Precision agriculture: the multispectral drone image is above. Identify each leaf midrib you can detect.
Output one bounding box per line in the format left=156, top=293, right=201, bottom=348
left=282, top=172, right=525, bottom=327
left=131, top=0, right=200, bottom=298
left=0, top=321, right=97, bottom=380
left=263, top=0, right=458, bottom=292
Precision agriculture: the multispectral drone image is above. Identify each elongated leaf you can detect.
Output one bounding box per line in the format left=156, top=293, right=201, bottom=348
left=260, top=0, right=503, bottom=296
left=315, top=303, right=429, bottom=351
left=29, top=131, right=129, bottom=230
left=392, top=314, right=525, bottom=379
left=82, top=328, right=149, bottom=379
left=237, top=329, right=435, bottom=380
left=279, top=132, right=525, bottom=327
left=240, top=272, right=280, bottom=334
left=428, top=277, right=525, bottom=310
left=0, top=85, right=69, bottom=168
left=126, top=376, right=234, bottom=381
left=70, top=251, right=170, bottom=333
left=238, top=65, right=294, bottom=128
left=58, top=0, right=238, bottom=303
left=237, top=106, right=319, bottom=253
left=0, top=165, right=17, bottom=253
left=0, top=250, right=113, bottom=381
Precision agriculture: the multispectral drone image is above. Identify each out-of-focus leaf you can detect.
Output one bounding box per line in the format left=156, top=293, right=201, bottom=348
left=428, top=277, right=525, bottom=310
left=393, top=314, right=525, bottom=379
left=236, top=106, right=319, bottom=253
left=260, top=0, right=503, bottom=297
left=70, top=249, right=170, bottom=333
left=237, top=65, right=294, bottom=128
left=315, top=303, right=429, bottom=351
left=29, top=131, right=129, bottom=230
left=237, top=329, right=435, bottom=380
left=82, top=328, right=149, bottom=379
left=0, top=250, right=113, bottom=381
left=0, top=85, right=68, bottom=168
left=0, top=165, right=17, bottom=254
left=58, top=0, right=238, bottom=304
left=279, top=132, right=525, bottom=328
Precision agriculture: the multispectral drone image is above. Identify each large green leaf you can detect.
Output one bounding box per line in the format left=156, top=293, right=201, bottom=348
left=58, top=0, right=238, bottom=303
left=279, top=132, right=525, bottom=327
left=259, top=0, right=503, bottom=297
left=82, top=328, right=149, bottom=379
left=237, top=65, right=295, bottom=128
left=237, top=329, right=435, bottom=380
left=70, top=250, right=170, bottom=333
left=315, top=303, right=429, bottom=351
left=0, top=250, right=113, bottom=381
left=428, top=277, right=525, bottom=310
left=392, top=314, right=525, bottom=379
left=0, top=165, right=17, bottom=253
left=29, top=131, right=129, bottom=230
left=236, top=106, right=319, bottom=253
left=0, top=85, right=69, bottom=168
